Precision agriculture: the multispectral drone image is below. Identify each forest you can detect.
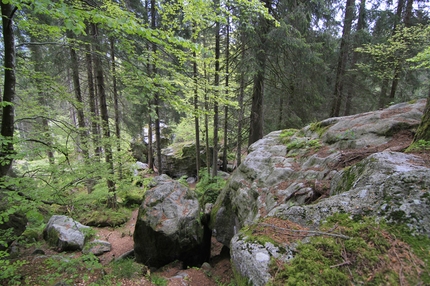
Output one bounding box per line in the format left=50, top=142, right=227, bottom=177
left=1, top=0, right=430, bottom=284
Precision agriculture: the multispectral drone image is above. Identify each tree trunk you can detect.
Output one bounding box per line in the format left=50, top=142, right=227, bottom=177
left=68, top=32, right=89, bottom=161
left=86, top=24, right=101, bottom=160
left=413, top=96, right=430, bottom=142
left=222, top=16, right=230, bottom=172
left=151, top=0, right=162, bottom=175
left=344, top=0, right=366, bottom=116
left=248, top=0, right=271, bottom=146
left=0, top=2, right=16, bottom=177
left=93, top=24, right=116, bottom=208
left=236, top=33, right=246, bottom=167
left=110, top=38, right=122, bottom=179
left=193, top=50, right=200, bottom=180
left=330, top=0, right=355, bottom=117
left=204, top=62, right=210, bottom=177
left=389, top=0, right=413, bottom=101
left=212, top=5, right=220, bottom=178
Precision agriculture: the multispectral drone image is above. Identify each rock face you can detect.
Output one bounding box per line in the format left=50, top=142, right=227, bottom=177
left=134, top=175, right=209, bottom=268
left=210, top=99, right=430, bottom=284
left=43, top=215, right=90, bottom=251
left=157, top=142, right=211, bottom=178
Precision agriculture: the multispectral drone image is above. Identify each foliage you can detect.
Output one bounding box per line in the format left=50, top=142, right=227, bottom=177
left=37, top=253, right=103, bottom=285
left=0, top=251, right=27, bottom=284
left=110, top=258, right=143, bottom=279
left=195, top=168, right=226, bottom=206
left=405, top=139, right=430, bottom=152
left=148, top=274, right=169, bottom=286
left=269, top=214, right=430, bottom=285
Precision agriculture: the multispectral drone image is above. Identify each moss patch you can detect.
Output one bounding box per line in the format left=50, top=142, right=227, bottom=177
left=268, top=214, right=429, bottom=285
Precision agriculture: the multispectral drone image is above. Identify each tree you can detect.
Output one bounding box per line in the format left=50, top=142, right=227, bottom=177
left=330, top=0, right=355, bottom=117
left=0, top=1, right=16, bottom=178
left=248, top=0, right=272, bottom=146
left=92, top=23, right=117, bottom=208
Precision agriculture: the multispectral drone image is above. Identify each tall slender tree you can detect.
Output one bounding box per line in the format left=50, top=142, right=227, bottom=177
left=0, top=2, right=16, bottom=178
left=330, top=0, right=355, bottom=117
left=248, top=0, right=272, bottom=146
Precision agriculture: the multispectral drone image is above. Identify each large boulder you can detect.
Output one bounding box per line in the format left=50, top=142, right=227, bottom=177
left=209, top=100, right=430, bottom=283
left=134, top=175, right=210, bottom=268
left=43, top=215, right=90, bottom=251
left=157, top=142, right=211, bottom=178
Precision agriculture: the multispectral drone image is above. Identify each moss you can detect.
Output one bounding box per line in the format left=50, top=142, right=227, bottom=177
left=270, top=214, right=430, bottom=285
left=280, top=129, right=299, bottom=144
left=405, top=139, right=430, bottom=152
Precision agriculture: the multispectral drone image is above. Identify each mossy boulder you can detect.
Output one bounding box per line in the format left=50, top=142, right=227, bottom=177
left=43, top=215, right=91, bottom=251
left=157, top=142, right=212, bottom=178
left=134, top=175, right=210, bottom=268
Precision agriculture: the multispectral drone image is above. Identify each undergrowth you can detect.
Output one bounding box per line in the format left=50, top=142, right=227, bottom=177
left=269, top=213, right=430, bottom=285
left=195, top=168, right=226, bottom=206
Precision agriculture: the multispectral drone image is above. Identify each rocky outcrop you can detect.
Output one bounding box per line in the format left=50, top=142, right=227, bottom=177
left=157, top=142, right=211, bottom=178
left=134, top=175, right=210, bottom=268
left=209, top=99, right=430, bottom=284
left=43, top=215, right=91, bottom=251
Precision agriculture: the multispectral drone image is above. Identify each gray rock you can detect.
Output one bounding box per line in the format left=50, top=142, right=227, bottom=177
left=211, top=100, right=428, bottom=247
left=83, top=239, right=111, bottom=256
left=271, top=151, right=430, bottom=235
left=43, top=215, right=90, bottom=251
left=230, top=233, right=294, bottom=286
left=134, top=175, right=209, bottom=268
left=210, top=100, right=430, bottom=283
left=156, top=142, right=212, bottom=178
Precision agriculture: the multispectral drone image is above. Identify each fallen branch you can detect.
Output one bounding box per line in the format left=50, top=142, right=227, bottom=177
left=258, top=222, right=351, bottom=240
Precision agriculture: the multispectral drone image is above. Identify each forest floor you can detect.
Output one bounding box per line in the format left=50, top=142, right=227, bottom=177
left=6, top=207, right=234, bottom=286
left=5, top=130, right=430, bottom=286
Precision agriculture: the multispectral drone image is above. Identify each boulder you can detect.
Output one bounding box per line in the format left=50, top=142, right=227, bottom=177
left=83, top=239, right=111, bottom=256
left=209, top=100, right=430, bottom=282
left=134, top=175, right=209, bottom=268
left=43, top=215, right=90, bottom=251
left=210, top=99, right=428, bottom=246
left=231, top=232, right=294, bottom=286
left=157, top=142, right=211, bottom=178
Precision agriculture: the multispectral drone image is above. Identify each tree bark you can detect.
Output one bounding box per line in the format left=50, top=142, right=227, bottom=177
left=344, top=0, right=366, bottom=116
left=413, top=97, right=430, bottom=142
left=330, top=0, right=355, bottom=117
left=151, top=0, right=162, bottom=175
left=248, top=0, right=271, bottom=146
left=193, top=50, right=200, bottom=180
left=110, top=38, right=122, bottom=179
left=86, top=24, right=101, bottom=160
left=212, top=2, right=220, bottom=178
left=68, top=32, right=89, bottom=161
left=222, top=16, right=230, bottom=172
left=0, top=2, right=16, bottom=177
left=93, top=24, right=116, bottom=208
left=237, top=34, right=246, bottom=167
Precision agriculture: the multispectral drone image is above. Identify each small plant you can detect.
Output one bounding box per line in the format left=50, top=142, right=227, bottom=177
left=149, top=274, right=168, bottom=286
left=309, top=122, right=330, bottom=137
left=111, top=258, right=142, bottom=279
left=406, top=139, right=430, bottom=152
left=195, top=168, right=226, bottom=206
